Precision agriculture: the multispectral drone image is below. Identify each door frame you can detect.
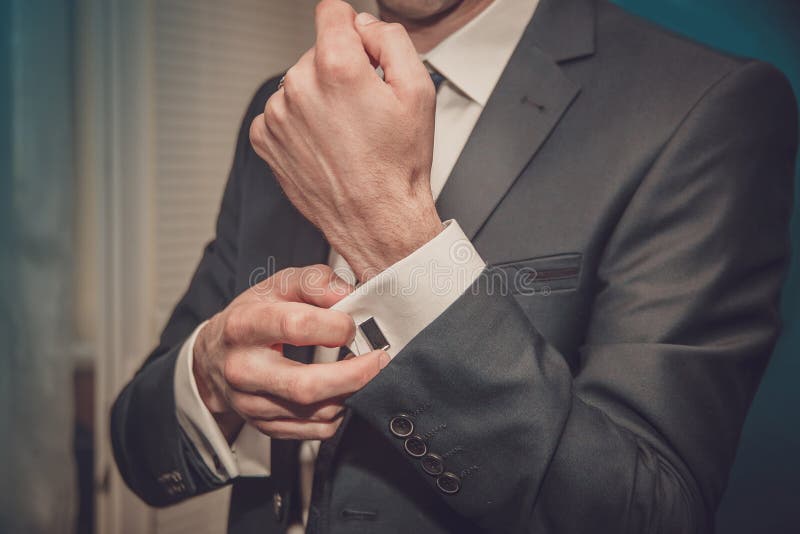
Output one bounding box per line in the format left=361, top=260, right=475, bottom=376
left=76, top=0, right=157, bottom=532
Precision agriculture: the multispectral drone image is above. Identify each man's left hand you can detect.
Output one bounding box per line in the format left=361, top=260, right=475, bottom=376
left=250, top=0, right=442, bottom=282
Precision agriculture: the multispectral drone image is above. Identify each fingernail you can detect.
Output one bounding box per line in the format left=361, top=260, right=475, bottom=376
left=378, top=351, right=390, bottom=369
left=356, top=12, right=378, bottom=26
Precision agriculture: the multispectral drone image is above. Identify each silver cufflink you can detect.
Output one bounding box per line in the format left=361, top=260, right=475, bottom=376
left=358, top=317, right=390, bottom=352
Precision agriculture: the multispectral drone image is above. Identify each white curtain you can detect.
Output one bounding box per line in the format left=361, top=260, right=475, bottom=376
left=0, top=1, right=77, bottom=532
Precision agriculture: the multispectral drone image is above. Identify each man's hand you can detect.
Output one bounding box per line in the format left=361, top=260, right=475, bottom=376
left=193, top=265, right=390, bottom=442
left=250, top=0, right=442, bottom=282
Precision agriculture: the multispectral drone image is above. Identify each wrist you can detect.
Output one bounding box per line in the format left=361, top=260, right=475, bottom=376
left=332, top=202, right=443, bottom=282
left=193, top=320, right=244, bottom=443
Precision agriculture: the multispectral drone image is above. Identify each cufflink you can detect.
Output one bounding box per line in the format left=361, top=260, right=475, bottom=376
left=358, top=317, right=390, bottom=352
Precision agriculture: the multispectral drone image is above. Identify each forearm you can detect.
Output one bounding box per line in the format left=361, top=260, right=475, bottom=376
left=191, top=319, right=245, bottom=443
left=111, top=345, right=226, bottom=507
left=343, top=60, right=796, bottom=531
left=109, top=76, right=277, bottom=506
left=345, top=284, right=709, bottom=533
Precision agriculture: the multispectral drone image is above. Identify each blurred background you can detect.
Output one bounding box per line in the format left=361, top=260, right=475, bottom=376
left=0, top=1, right=797, bottom=533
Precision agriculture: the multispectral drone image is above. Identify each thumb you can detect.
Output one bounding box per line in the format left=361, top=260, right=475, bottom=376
left=330, top=349, right=391, bottom=397
left=345, top=348, right=391, bottom=370
left=354, top=12, right=429, bottom=95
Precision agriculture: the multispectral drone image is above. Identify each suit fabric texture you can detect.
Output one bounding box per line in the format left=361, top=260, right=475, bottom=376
left=110, top=0, right=798, bottom=532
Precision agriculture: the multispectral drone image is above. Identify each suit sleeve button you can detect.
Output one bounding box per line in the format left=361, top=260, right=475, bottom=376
left=403, top=435, right=427, bottom=458
left=436, top=472, right=461, bottom=495
left=273, top=492, right=285, bottom=521
left=389, top=414, right=414, bottom=438
left=421, top=453, right=444, bottom=476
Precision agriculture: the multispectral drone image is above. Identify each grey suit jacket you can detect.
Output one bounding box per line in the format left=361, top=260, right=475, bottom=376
left=110, top=0, right=798, bottom=532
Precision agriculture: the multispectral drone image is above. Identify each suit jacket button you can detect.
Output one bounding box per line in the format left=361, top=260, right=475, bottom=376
left=404, top=435, right=427, bottom=458
left=436, top=472, right=461, bottom=495
left=273, top=492, right=284, bottom=520
left=389, top=414, right=414, bottom=438
left=421, top=453, right=444, bottom=476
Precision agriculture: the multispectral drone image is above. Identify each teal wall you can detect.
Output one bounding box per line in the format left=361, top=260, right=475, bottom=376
left=610, top=1, right=800, bottom=532
left=0, top=1, right=13, bottom=527
left=1, top=1, right=77, bottom=532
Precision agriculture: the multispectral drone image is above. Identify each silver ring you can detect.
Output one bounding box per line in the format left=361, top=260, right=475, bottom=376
left=277, top=75, right=286, bottom=90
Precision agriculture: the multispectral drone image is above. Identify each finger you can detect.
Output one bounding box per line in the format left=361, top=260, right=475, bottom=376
left=249, top=113, right=272, bottom=162
left=224, top=301, right=355, bottom=348
left=270, top=349, right=389, bottom=403
left=263, top=90, right=289, bottom=136
left=251, top=417, right=343, bottom=440
left=249, top=112, right=297, bottom=193
left=314, top=0, right=358, bottom=50
left=267, top=264, right=354, bottom=308
left=280, top=47, right=315, bottom=100
left=232, top=391, right=346, bottom=422
left=314, top=0, right=370, bottom=83
left=354, top=13, right=429, bottom=96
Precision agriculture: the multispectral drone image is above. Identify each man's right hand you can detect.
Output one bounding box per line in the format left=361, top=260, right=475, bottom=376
left=192, top=264, right=390, bottom=443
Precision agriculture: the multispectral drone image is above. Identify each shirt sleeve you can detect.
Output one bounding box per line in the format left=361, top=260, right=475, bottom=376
left=173, top=322, right=271, bottom=480
left=332, top=219, right=486, bottom=357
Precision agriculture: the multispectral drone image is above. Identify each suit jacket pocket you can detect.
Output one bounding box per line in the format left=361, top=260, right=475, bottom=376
left=488, top=253, right=582, bottom=295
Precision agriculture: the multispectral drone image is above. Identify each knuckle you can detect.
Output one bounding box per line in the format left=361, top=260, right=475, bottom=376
left=230, top=392, right=253, bottom=416
left=304, top=263, right=333, bottom=278
left=264, top=96, right=285, bottom=125
left=319, top=422, right=338, bottom=440
left=221, top=309, right=244, bottom=347
left=383, top=22, right=405, bottom=38
left=411, top=76, right=436, bottom=101
left=248, top=115, right=266, bottom=147
left=222, top=355, right=244, bottom=388
left=314, top=0, right=327, bottom=18
left=298, top=264, right=330, bottom=293
left=260, top=302, right=278, bottom=332
left=253, top=420, right=273, bottom=437
left=317, top=404, right=342, bottom=422
left=289, top=376, right=315, bottom=405
left=295, top=390, right=316, bottom=406
left=335, top=314, right=355, bottom=346
left=281, top=65, right=307, bottom=100
left=420, top=78, right=437, bottom=100
left=316, top=50, right=357, bottom=81
left=281, top=308, right=314, bottom=341
left=281, top=68, right=296, bottom=91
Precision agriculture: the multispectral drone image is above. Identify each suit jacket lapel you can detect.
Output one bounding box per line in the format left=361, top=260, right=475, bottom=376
left=436, top=0, right=595, bottom=240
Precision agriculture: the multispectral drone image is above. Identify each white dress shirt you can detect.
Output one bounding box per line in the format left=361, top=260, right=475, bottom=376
left=173, top=0, right=541, bottom=530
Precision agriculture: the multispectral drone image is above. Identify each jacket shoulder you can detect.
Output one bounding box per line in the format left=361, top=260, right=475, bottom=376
left=586, top=1, right=794, bottom=141
left=595, top=1, right=745, bottom=85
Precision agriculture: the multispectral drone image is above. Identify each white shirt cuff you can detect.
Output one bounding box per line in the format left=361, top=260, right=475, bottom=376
left=174, top=321, right=271, bottom=480
left=332, top=219, right=486, bottom=358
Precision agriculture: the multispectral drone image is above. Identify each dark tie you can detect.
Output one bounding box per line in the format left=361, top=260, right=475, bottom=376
left=308, top=68, right=448, bottom=531
left=429, top=69, right=446, bottom=92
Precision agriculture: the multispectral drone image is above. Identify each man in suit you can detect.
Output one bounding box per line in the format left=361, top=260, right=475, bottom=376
left=110, top=0, right=798, bottom=532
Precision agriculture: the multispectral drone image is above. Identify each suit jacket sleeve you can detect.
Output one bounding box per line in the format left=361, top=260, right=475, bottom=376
left=345, top=61, right=797, bottom=532
left=109, top=78, right=278, bottom=507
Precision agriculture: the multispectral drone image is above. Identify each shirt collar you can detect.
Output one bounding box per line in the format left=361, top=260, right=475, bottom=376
left=421, top=0, right=541, bottom=107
